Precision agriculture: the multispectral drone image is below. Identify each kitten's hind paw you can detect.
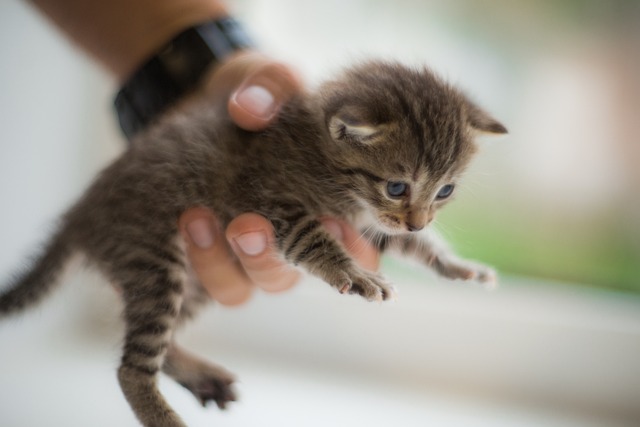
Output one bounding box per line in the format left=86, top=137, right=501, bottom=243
left=335, top=268, right=397, bottom=302
left=175, top=366, right=237, bottom=410
left=164, top=347, right=238, bottom=410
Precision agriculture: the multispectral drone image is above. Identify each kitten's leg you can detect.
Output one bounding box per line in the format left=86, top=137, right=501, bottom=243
left=384, top=230, right=496, bottom=285
left=117, top=268, right=187, bottom=427
left=162, top=343, right=237, bottom=409
left=278, top=217, right=396, bottom=301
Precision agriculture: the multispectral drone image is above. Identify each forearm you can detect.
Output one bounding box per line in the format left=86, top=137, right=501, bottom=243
left=29, top=0, right=228, bottom=81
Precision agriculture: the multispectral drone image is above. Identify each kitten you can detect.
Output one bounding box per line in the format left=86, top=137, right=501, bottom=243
left=0, top=60, right=506, bottom=427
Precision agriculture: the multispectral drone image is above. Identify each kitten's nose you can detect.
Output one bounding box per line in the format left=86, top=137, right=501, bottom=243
left=407, top=223, right=424, bottom=232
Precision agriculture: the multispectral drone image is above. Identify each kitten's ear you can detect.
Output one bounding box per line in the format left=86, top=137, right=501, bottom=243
left=467, top=103, right=508, bottom=135
left=328, top=109, right=381, bottom=144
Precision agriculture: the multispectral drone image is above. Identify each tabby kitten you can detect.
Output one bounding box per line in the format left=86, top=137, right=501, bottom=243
left=0, top=60, right=506, bottom=427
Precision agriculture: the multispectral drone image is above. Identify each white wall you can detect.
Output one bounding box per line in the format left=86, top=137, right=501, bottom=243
left=0, top=0, right=122, bottom=275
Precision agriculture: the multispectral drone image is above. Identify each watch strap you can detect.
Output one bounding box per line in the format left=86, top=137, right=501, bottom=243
left=114, top=17, right=253, bottom=140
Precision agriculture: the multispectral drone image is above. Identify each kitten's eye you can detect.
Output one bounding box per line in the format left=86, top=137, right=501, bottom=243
left=436, top=184, right=455, bottom=200
left=387, top=181, right=408, bottom=198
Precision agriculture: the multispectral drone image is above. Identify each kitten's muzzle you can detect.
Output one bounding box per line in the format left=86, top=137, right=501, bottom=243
left=407, top=223, right=424, bottom=232
left=405, top=211, right=432, bottom=232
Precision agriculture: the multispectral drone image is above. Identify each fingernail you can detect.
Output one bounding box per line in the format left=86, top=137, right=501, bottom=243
left=234, top=231, right=267, bottom=256
left=186, top=218, right=214, bottom=249
left=322, top=220, right=344, bottom=241
left=232, top=85, right=276, bottom=119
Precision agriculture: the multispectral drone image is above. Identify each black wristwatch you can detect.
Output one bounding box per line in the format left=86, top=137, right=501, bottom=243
left=114, top=17, right=254, bottom=140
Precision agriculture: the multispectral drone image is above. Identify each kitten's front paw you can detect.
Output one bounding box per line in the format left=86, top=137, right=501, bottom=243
left=333, top=267, right=397, bottom=302
left=430, top=254, right=497, bottom=289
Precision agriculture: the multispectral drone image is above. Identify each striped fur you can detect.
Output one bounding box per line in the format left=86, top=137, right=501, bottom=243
left=0, top=60, right=505, bottom=426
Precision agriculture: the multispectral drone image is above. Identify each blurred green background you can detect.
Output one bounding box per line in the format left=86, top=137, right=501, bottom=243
left=440, top=200, right=640, bottom=293
left=433, top=0, right=640, bottom=293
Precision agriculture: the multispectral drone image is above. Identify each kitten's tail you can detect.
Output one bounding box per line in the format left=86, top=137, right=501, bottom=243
left=0, top=228, right=74, bottom=318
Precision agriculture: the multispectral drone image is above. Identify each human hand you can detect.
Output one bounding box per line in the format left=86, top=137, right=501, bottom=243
left=179, top=53, right=380, bottom=306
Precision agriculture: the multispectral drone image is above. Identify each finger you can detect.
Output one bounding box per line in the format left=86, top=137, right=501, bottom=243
left=226, top=213, right=301, bottom=293
left=228, top=61, right=303, bottom=131
left=321, top=218, right=380, bottom=271
left=179, top=207, right=254, bottom=306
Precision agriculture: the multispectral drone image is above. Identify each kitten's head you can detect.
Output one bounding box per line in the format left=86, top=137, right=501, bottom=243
left=319, top=61, right=507, bottom=235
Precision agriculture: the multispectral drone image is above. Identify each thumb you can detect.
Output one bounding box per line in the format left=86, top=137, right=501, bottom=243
left=228, top=62, right=302, bottom=131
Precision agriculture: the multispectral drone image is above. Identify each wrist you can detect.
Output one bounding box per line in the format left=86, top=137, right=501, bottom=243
left=31, top=0, right=229, bottom=81
left=116, top=1, right=229, bottom=81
